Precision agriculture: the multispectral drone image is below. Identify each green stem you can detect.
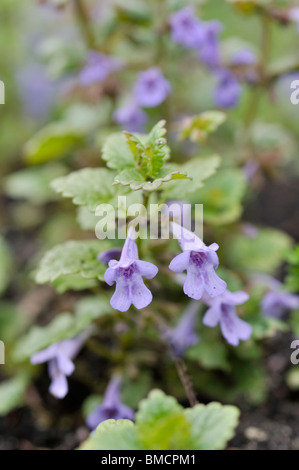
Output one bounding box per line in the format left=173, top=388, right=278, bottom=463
left=73, top=0, right=96, bottom=49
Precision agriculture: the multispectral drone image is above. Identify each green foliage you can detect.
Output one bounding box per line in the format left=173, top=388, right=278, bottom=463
left=4, top=163, right=67, bottom=205
left=189, top=168, right=247, bottom=225
left=24, top=123, right=85, bottom=164
left=224, top=228, right=292, bottom=274
left=0, top=375, right=30, bottom=416
left=0, top=236, right=13, bottom=295
left=13, top=296, right=112, bottom=362
left=178, top=111, right=226, bottom=142
left=162, top=155, right=221, bottom=199
left=51, top=168, right=116, bottom=211
left=286, top=245, right=299, bottom=293
left=35, top=240, right=109, bottom=286
left=79, top=390, right=240, bottom=450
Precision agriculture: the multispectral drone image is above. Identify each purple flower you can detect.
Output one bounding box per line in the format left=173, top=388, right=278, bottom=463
left=31, top=334, right=85, bottom=398
left=231, top=49, right=257, bottom=66
left=164, top=301, right=199, bottom=357
left=113, top=101, right=148, bottom=132
left=134, top=67, right=171, bottom=108
left=79, top=50, right=122, bottom=86
left=16, top=64, right=58, bottom=119
left=104, top=227, right=158, bottom=312
left=169, top=222, right=227, bottom=301
left=214, top=69, right=242, bottom=108
left=203, top=290, right=252, bottom=346
left=289, top=7, right=299, bottom=33
left=169, top=7, right=204, bottom=49
left=262, top=290, right=299, bottom=318
left=163, top=200, right=192, bottom=228
left=243, top=159, right=259, bottom=182
left=98, top=248, right=122, bottom=265
left=198, top=20, right=222, bottom=69
left=86, top=376, right=134, bottom=429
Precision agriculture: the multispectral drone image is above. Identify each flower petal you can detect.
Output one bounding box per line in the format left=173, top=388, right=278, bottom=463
left=203, top=305, right=221, bottom=327
left=225, top=290, right=249, bottom=306
left=30, top=344, right=58, bottom=365
left=220, top=309, right=251, bottom=346
left=183, top=264, right=204, bottom=300
left=48, top=360, right=69, bottom=399
left=104, top=266, right=117, bottom=286
left=135, top=260, right=158, bottom=279
left=130, top=275, right=153, bottom=309
left=169, top=251, right=190, bottom=273
left=110, top=278, right=131, bottom=312
left=203, top=264, right=227, bottom=298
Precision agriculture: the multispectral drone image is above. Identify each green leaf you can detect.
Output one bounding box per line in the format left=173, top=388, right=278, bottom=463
left=13, top=296, right=112, bottom=362
left=4, top=163, right=67, bottom=205
left=79, top=420, right=143, bottom=450
left=162, top=155, right=220, bottom=199
left=51, top=168, right=116, bottom=211
left=102, top=132, right=135, bottom=170
left=124, top=121, right=170, bottom=180
left=35, top=240, right=109, bottom=286
left=0, top=375, right=30, bottom=416
left=224, top=228, right=292, bottom=274
left=185, top=402, right=240, bottom=450
left=179, top=111, right=226, bottom=142
left=189, top=168, right=247, bottom=225
left=24, top=123, right=85, bottom=164
left=114, top=167, right=189, bottom=192
left=0, top=236, right=13, bottom=295
left=187, top=334, right=231, bottom=372
left=135, top=389, right=191, bottom=450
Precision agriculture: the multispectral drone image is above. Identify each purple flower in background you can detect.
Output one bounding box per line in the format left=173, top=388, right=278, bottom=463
left=169, top=222, right=227, bottom=301
left=86, top=376, right=134, bottom=429
left=243, top=159, right=259, bottom=182
left=16, top=64, right=58, bottom=119
left=203, top=290, right=252, bottom=346
left=289, top=7, right=299, bottom=33
left=231, top=49, right=257, bottom=66
left=98, top=248, right=122, bottom=265
left=113, top=101, right=148, bottom=132
left=104, top=227, right=158, bottom=312
left=169, top=7, right=204, bottom=49
left=214, top=69, right=241, bottom=108
left=163, top=200, right=192, bottom=228
left=262, top=290, right=299, bottom=318
left=198, top=20, right=222, bottom=69
left=31, top=334, right=86, bottom=398
left=251, top=274, right=299, bottom=318
left=164, top=301, right=199, bottom=357
left=134, top=67, right=171, bottom=108
left=79, top=50, right=122, bottom=86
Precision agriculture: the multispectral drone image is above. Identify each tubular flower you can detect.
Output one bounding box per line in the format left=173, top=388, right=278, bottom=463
left=164, top=301, right=199, bottom=357
left=203, top=290, right=252, bottom=346
left=104, top=227, right=158, bottom=312
left=31, top=334, right=86, bottom=399
left=134, top=67, right=171, bottom=108
left=86, top=376, right=134, bottom=430
left=169, top=222, right=226, bottom=301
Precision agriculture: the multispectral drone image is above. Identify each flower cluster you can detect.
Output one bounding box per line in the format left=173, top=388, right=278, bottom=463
left=102, top=222, right=252, bottom=348
left=114, top=67, right=171, bottom=131
left=79, top=51, right=122, bottom=87
left=169, top=6, right=257, bottom=109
